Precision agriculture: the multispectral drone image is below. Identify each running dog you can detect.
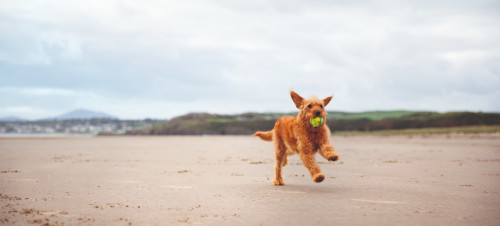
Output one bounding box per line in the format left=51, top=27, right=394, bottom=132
left=254, top=90, right=339, bottom=185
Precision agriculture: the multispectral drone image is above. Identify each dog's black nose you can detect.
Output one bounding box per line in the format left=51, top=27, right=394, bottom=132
left=315, top=111, right=321, bottom=116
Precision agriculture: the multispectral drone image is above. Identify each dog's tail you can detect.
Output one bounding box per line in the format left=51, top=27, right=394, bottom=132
left=253, top=130, right=273, bottom=141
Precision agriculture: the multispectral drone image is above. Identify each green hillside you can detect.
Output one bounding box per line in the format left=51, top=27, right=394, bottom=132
left=327, top=110, right=422, bottom=120
left=124, top=111, right=500, bottom=135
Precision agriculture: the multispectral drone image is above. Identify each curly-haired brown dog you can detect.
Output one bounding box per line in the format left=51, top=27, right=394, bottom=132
left=254, top=90, right=339, bottom=185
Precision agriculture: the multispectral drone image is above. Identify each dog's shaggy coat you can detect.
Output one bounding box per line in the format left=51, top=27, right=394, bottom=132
left=254, top=91, right=339, bottom=185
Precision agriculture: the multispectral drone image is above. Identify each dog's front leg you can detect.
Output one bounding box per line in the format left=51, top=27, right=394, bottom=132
left=319, top=144, right=339, bottom=162
left=299, top=145, right=325, bottom=183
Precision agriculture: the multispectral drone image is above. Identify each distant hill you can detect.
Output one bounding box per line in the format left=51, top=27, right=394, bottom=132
left=126, top=111, right=500, bottom=135
left=47, top=109, right=118, bottom=120
left=0, top=116, right=26, bottom=122
left=327, top=110, right=423, bottom=121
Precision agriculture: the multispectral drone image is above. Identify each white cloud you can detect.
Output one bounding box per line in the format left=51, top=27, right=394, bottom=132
left=0, top=87, right=78, bottom=96
left=0, top=0, right=499, bottom=119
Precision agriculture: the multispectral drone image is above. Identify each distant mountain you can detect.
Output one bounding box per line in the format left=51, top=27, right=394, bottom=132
left=49, top=109, right=118, bottom=120
left=0, top=116, right=26, bottom=122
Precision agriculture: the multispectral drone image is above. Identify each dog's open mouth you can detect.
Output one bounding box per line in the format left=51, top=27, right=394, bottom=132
left=310, top=117, right=324, bottom=128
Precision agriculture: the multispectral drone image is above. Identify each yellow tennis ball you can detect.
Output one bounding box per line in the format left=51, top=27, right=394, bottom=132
left=310, top=117, right=324, bottom=128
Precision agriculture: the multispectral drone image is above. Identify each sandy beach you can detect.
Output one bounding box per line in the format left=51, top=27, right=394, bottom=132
left=1, top=135, right=499, bottom=225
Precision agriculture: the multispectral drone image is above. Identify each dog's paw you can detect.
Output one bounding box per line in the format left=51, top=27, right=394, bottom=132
left=328, top=153, right=339, bottom=162
left=273, top=178, right=285, bottom=186
left=313, top=173, right=325, bottom=183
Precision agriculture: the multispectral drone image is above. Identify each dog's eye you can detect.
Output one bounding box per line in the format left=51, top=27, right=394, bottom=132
left=320, top=105, right=323, bottom=108
left=307, top=104, right=312, bottom=108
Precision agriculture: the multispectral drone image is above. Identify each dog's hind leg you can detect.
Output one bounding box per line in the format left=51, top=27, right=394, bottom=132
left=273, top=138, right=287, bottom=186
left=281, top=156, right=288, bottom=166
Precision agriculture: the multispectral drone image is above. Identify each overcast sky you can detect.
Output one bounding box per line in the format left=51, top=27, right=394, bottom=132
left=1, top=0, right=499, bottom=119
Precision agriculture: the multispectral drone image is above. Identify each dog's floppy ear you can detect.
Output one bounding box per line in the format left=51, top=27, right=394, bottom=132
left=290, top=90, right=304, bottom=109
left=322, top=95, right=333, bottom=107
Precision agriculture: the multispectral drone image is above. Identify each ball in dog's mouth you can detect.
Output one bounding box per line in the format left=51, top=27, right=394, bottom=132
left=310, top=117, right=324, bottom=128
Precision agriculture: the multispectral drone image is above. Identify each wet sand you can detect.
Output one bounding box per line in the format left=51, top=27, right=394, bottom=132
left=0, top=135, right=499, bottom=225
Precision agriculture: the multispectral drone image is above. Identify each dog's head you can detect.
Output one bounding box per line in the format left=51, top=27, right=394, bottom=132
left=290, top=90, right=333, bottom=128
